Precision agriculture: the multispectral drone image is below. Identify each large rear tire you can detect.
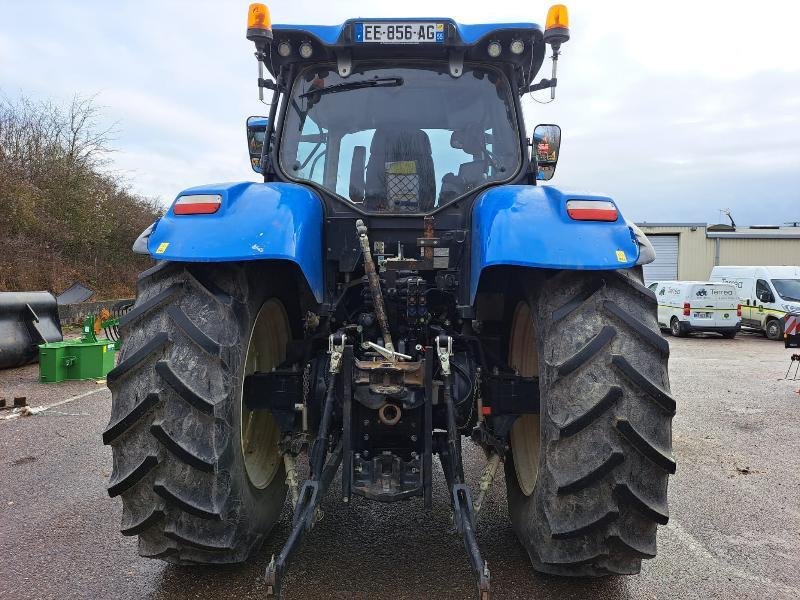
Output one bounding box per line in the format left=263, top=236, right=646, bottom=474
left=104, top=262, right=292, bottom=563
left=505, top=268, right=675, bottom=576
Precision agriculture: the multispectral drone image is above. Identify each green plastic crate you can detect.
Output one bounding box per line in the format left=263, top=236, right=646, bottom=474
left=38, top=339, right=117, bottom=382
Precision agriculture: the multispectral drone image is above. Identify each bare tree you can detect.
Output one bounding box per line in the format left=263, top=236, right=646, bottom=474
left=0, top=92, right=160, bottom=297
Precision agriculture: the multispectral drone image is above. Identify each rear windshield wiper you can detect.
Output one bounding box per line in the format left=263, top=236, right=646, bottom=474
left=300, top=77, right=403, bottom=99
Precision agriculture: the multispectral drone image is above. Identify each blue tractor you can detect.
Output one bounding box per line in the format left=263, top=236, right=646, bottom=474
left=106, top=4, right=673, bottom=597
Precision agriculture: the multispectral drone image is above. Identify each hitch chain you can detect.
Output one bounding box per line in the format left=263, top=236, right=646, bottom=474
left=283, top=453, right=300, bottom=507
left=329, top=332, right=345, bottom=374
left=473, top=452, right=501, bottom=517
left=436, top=334, right=453, bottom=376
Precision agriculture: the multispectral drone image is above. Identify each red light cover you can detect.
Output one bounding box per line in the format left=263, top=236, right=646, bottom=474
left=566, top=200, right=618, bottom=222
left=174, top=194, right=222, bottom=215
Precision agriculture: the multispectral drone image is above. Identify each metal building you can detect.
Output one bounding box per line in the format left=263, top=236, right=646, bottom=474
left=637, top=223, right=800, bottom=283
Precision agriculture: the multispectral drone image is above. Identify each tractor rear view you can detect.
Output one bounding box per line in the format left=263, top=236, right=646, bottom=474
left=106, top=4, right=673, bottom=598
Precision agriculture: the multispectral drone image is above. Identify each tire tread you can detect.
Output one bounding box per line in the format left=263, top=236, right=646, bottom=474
left=506, top=267, right=673, bottom=577
left=105, top=263, right=288, bottom=564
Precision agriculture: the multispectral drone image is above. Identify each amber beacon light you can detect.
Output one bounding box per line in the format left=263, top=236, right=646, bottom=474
left=540, top=4, right=570, bottom=99
left=544, top=4, right=570, bottom=45
left=247, top=3, right=273, bottom=40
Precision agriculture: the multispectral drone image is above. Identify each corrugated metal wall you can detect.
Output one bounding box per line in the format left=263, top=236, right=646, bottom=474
left=642, top=236, right=679, bottom=282
left=640, top=226, right=714, bottom=280
left=718, top=239, right=800, bottom=267
left=639, top=225, right=800, bottom=281
left=678, top=229, right=715, bottom=279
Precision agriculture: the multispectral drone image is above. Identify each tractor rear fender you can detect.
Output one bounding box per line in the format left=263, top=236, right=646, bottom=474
left=144, top=182, right=324, bottom=302
left=470, top=185, right=653, bottom=303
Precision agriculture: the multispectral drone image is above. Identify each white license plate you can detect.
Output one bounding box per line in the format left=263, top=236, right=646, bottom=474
left=355, top=22, right=446, bottom=44
left=693, top=312, right=712, bottom=319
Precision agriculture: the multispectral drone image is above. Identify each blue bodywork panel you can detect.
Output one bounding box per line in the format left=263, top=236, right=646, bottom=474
left=267, top=19, right=546, bottom=89
left=273, top=20, right=540, bottom=46
left=147, top=182, right=324, bottom=302
left=470, top=185, right=640, bottom=302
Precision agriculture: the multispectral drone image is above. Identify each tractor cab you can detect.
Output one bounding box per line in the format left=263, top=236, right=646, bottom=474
left=246, top=8, right=571, bottom=214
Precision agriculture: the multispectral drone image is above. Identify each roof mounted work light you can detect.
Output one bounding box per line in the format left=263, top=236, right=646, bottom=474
left=246, top=3, right=272, bottom=41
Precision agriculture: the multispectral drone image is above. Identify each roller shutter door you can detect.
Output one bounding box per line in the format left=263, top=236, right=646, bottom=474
left=643, top=235, right=679, bottom=283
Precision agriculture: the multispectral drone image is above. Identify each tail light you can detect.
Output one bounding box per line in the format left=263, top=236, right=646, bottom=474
left=737, top=304, right=742, bottom=317
left=566, top=200, right=619, bottom=222
left=683, top=302, right=691, bottom=316
left=174, top=194, right=222, bottom=215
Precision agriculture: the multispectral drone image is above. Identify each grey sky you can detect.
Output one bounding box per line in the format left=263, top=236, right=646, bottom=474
left=2, top=0, right=798, bottom=224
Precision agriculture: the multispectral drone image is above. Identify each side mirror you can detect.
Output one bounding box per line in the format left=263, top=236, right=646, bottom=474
left=246, top=116, right=269, bottom=173
left=533, top=124, right=561, bottom=181
left=349, top=146, right=367, bottom=202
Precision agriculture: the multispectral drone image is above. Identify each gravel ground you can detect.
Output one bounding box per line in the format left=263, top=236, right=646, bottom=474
left=1, top=331, right=799, bottom=599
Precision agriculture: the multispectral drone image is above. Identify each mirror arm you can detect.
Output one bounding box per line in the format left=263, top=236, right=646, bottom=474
left=258, top=78, right=282, bottom=92
left=525, top=77, right=557, bottom=93
left=528, top=138, right=539, bottom=185
left=260, top=86, right=282, bottom=181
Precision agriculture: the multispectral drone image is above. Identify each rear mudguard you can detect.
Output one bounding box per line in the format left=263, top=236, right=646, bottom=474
left=146, top=182, right=324, bottom=301
left=470, top=185, right=648, bottom=302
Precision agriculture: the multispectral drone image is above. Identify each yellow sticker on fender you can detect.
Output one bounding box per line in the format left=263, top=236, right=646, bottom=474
left=155, top=242, right=169, bottom=254
left=616, top=250, right=627, bottom=262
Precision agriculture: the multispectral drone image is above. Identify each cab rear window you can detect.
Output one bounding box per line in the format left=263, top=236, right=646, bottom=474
left=279, top=64, right=521, bottom=214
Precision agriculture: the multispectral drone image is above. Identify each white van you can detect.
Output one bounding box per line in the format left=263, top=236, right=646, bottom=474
left=709, top=266, right=800, bottom=340
left=648, top=281, right=741, bottom=338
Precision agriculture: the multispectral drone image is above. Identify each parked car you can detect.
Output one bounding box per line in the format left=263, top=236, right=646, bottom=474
left=648, top=280, right=741, bottom=338
left=710, top=266, right=800, bottom=340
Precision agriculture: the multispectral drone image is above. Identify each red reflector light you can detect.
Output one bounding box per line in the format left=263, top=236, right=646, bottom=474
left=683, top=302, right=691, bottom=316
left=737, top=304, right=742, bottom=317
left=481, top=406, right=492, bottom=416
left=174, top=194, right=222, bottom=215
left=566, top=200, right=618, bottom=221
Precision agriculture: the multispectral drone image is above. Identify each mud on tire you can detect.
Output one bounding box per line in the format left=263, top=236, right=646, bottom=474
left=104, top=261, right=293, bottom=563
left=505, top=268, right=675, bottom=576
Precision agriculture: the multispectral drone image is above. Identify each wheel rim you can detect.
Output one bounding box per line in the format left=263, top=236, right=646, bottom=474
left=767, top=321, right=779, bottom=339
left=240, top=299, right=289, bottom=489
left=509, top=301, right=541, bottom=497
left=671, top=319, right=680, bottom=336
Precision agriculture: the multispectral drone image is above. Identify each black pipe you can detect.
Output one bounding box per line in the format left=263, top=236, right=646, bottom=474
left=423, top=348, right=433, bottom=508
left=341, top=346, right=353, bottom=502
left=443, top=370, right=463, bottom=485
left=310, top=369, right=337, bottom=478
